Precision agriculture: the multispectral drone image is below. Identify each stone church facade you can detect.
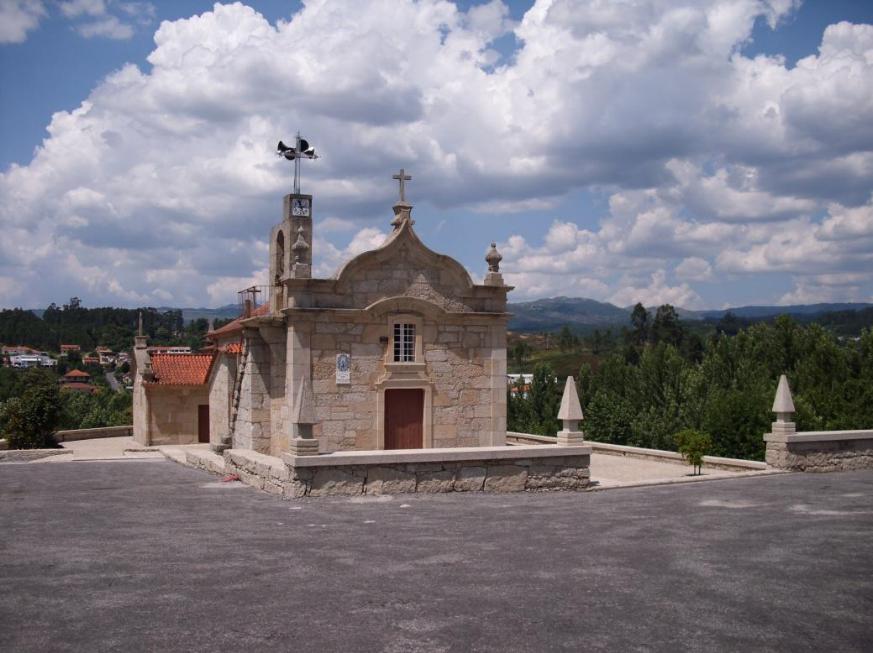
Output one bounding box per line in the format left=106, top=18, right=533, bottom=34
left=135, top=176, right=511, bottom=456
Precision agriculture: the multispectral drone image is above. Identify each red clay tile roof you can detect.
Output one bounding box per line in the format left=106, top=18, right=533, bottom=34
left=148, top=353, right=215, bottom=385
left=222, top=342, right=242, bottom=355
left=64, top=369, right=91, bottom=378
left=207, top=303, right=270, bottom=338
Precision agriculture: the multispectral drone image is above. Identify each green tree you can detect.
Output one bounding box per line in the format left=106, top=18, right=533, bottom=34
left=674, top=428, right=712, bottom=475
left=716, top=311, right=743, bottom=336
left=510, top=340, right=532, bottom=368
left=0, top=369, right=61, bottom=449
left=630, top=303, right=649, bottom=346
left=527, top=363, right=561, bottom=435
left=651, top=305, right=684, bottom=347
left=558, top=325, right=579, bottom=352
left=0, top=367, right=24, bottom=403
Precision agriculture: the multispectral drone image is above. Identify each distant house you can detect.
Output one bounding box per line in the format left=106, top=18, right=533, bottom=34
left=96, top=347, right=116, bottom=366
left=62, top=369, right=91, bottom=383
left=2, top=345, right=56, bottom=368
left=60, top=344, right=81, bottom=356
left=61, top=369, right=96, bottom=394
left=147, top=346, right=192, bottom=355
left=133, top=348, right=216, bottom=445
left=82, top=355, right=100, bottom=365
left=9, top=354, right=57, bottom=368
left=507, top=373, right=533, bottom=398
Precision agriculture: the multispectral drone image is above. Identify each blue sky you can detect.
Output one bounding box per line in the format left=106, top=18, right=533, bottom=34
left=1, top=0, right=872, bottom=310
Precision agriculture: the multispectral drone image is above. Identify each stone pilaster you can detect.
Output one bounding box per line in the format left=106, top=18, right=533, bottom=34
left=234, top=330, right=272, bottom=454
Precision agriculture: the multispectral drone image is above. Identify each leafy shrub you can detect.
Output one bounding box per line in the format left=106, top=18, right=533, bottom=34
left=674, top=428, right=712, bottom=475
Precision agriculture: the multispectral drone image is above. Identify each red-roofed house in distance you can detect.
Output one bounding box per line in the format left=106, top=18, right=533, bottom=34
left=61, top=369, right=97, bottom=394
left=132, top=324, right=217, bottom=445
left=60, top=344, right=81, bottom=356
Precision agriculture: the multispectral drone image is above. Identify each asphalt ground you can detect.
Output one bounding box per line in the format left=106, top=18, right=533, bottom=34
left=1, top=460, right=871, bottom=652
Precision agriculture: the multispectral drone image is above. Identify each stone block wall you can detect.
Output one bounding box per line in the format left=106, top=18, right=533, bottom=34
left=305, top=312, right=506, bottom=452
left=766, top=436, right=873, bottom=472
left=208, top=355, right=234, bottom=447
left=338, top=261, right=475, bottom=313
left=234, top=332, right=272, bottom=454
left=287, top=455, right=590, bottom=498
left=145, top=385, right=209, bottom=445
left=309, top=316, right=375, bottom=451
left=261, top=326, right=288, bottom=457
left=218, top=448, right=589, bottom=497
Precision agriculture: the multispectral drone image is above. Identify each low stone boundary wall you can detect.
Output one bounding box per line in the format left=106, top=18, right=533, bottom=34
left=765, top=430, right=873, bottom=472
left=507, top=432, right=766, bottom=472
left=173, top=444, right=592, bottom=497
left=283, top=446, right=592, bottom=497
left=55, top=425, right=133, bottom=442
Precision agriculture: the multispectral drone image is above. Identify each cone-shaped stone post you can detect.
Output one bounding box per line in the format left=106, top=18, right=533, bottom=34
left=557, top=376, right=585, bottom=446
left=770, top=374, right=796, bottom=437
left=289, top=378, right=319, bottom=455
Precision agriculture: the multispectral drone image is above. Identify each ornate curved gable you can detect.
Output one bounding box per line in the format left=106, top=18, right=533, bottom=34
left=333, top=218, right=477, bottom=312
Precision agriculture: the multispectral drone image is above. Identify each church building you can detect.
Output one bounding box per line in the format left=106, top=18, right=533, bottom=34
left=133, top=171, right=511, bottom=456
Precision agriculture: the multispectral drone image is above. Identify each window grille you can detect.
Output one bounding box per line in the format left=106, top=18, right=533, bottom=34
left=393, top=323, right=415, bottom=362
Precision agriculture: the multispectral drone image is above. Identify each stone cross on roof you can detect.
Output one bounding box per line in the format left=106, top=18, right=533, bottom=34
left=392, top=168, right=412, bottom=203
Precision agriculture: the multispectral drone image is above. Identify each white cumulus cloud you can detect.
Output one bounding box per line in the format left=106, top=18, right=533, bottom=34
left=1, top=0, right=872, bottom=309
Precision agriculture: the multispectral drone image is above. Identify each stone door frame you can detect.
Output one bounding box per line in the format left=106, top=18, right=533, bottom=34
left=376, top=377, right=433, bottom=450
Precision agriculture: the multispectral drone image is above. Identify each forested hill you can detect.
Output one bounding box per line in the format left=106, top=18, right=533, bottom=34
left=507, top=297, right=631, bottom=330
left=3, top=297, right=873, bottom=351
left=503, top=296, right=873, bottom=333
left=0, top=302, right=218, bottom=352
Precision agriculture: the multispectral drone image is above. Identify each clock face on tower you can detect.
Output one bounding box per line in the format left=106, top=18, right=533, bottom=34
left=291, top=197, right=310, bottom=217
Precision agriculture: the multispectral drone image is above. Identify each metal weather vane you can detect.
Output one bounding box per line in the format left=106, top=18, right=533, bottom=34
left=277, top=132, right=318, bottom=194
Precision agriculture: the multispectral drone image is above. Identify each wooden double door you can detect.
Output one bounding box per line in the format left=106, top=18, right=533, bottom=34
left=384, top=389, right=424, bottom=450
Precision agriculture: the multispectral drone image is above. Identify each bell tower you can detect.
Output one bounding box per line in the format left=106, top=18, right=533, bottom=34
left=270, top=134, right=319, bottom=312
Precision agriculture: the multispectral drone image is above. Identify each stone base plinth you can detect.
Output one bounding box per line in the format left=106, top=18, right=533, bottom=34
left=288, top=438, right=319, bottom=456
left=556, top=430, right=585, bottom=446
left=764, top=430, right=873, bottom=472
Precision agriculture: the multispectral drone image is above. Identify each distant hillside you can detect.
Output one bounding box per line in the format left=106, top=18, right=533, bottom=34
left=171, top=304, right=240, bottom=323
left=507, top=297, right=630, bottom=331
left=18, top=298, right=873, bottom=334
left=694, top=303, right=873, bottom=320
left=507, top=298, right=873, bottom=333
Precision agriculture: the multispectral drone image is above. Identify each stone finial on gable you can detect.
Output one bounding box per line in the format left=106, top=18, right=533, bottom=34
left=291, top=226, right=311, bottom=279
left=484, top=242, right=504, bottom=287
left=770, top=374, right=796, bottom=437
left=135, top=311, right=148, bottom=350
left=557, top=376, right=585, bottom=446
left=391, top=202, right=414, bottom=230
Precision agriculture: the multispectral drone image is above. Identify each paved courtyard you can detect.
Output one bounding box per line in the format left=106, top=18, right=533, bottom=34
left=1, top=460, right=871, bottom=652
